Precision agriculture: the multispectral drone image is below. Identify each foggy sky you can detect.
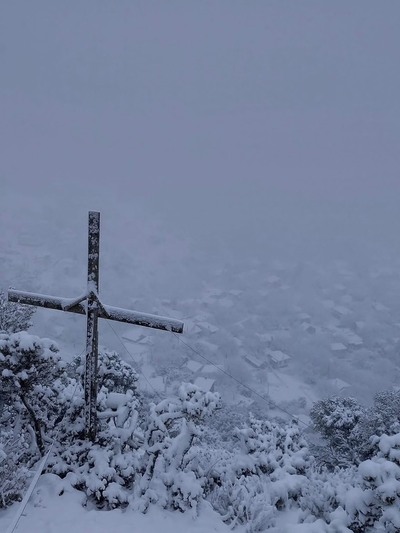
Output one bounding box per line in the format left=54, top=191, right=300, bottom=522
left=1, top=1, right=400, bottom=263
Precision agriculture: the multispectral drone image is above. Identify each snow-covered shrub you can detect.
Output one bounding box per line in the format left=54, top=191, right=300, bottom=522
left=48, top=350, right=142, bottom=509
left=135, top=383, right=221, bottom=516
left=234, top=416, right=310, bottom=475
left=0, top=436, right=31, bottom=508
left=209, top=415, right=312, bottom=531
left=69, top=348, right=139, bottom=395
left=213, top=475, right=276, bottom=532
left=207, top=402, right=249, bottom=445
left=339, top=432, right=400, bottom=533
left=0, top=290, right=35, bottom=333
left=302, top=431, right=400, bottom=532
left=373, top=390, right=400, bottom=433
left=0, top=331, right=80, bottom=508
left=48, top=409, right=142, bottom=508
left=343, top=389, right=400, bottom=465
left=298, top=464, right=357, bottom=527
left=0, top=332, right=64, bottom=457
left=51, top=378, right=220, bottom=512
left=310, top=396, right=366, bottom=467
left=311, top=391, right=400, bottom=469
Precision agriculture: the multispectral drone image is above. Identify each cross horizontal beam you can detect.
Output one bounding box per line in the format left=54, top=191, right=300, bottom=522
left=8, top=289, right=184, bottom=334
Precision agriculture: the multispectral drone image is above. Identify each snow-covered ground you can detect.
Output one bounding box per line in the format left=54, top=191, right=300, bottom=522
left=0, top=474, right=243, bottom=533
left=0, top=474, right=337, bottom=533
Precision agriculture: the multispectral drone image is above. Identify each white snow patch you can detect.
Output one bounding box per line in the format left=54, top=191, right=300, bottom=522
left=0, top=474, right=239, bottom=533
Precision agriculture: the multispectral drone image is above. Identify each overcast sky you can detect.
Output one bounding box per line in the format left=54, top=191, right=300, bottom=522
left=1, top=1, right=400, bottom=262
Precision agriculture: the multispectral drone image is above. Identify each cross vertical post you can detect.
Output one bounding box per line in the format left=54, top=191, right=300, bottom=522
left=85, top=211, right=100, bottom=441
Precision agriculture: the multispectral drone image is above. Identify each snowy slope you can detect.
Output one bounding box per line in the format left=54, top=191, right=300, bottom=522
left=0, top=473, right=354, bottom=533
left=0, top=474, right=243, bottom=533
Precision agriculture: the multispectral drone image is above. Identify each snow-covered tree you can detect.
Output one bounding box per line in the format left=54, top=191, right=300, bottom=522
left=310, top=391, right=400, bottom=468
left=372, top=389, right=400, bottom=435
left=0, top=331, right=64, bottom=457
left=0, top=290, right=35, bottom=333
left=351, top=389, right=400, bottom=462
left=0, top=332, right=68, bottom=509
left=310, top=396, right=366, bottom=467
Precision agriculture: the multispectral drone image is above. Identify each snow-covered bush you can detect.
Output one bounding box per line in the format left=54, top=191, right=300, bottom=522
left=207, top=403, right=249, bottom=445
left=299, top=464, right=357, bottom=527
left=361, top=390, right=400, bottom=440
left=69, top=348, right=139, bottom=395
left=299, top=431, right=400, bottom=532
left=344, top=389, right=400, bottom=465
left=310, top=391, right=400, bottom=468
left=0, top=436, right=31, bottom=508
left=48, top=349, right=142, bottom=508
left=0, top=332, right=64, bottom=457
left=209, top=415, right=312, bottom=531
left=310, top=396, right=366, bottom=467
left=0, top=290, right=35, bottom=333
left=49, top=403, right=142, bottom=509
left=234, top=416, right=311, bottom=476
left=0, top=331, right=73, bottom=508
left=213, top=475, right=276, bottom=532
left=339, top=432, right=400, bottom=533
left=135, top=383, right=221, bottom=516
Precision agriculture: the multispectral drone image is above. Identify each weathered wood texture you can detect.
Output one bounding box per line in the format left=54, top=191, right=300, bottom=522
left=85, top=211, right=100, bottom=441
left=87, top=211, right=100, bottom=293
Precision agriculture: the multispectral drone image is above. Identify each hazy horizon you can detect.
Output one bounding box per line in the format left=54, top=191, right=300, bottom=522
left=2, top=1, right=400, bottom=267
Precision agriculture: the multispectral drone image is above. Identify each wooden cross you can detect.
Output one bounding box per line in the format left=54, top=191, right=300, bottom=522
left=8, top=211, right=184, bottom=441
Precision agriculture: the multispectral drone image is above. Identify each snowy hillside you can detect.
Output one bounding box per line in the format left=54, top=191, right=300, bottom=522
left=0, top=475, right=242, bottom=533
left=2, top=1, right=400, bottom=531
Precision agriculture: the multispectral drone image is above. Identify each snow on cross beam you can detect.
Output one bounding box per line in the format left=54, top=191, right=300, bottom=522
left=8, top=289, right=184, bottom=333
